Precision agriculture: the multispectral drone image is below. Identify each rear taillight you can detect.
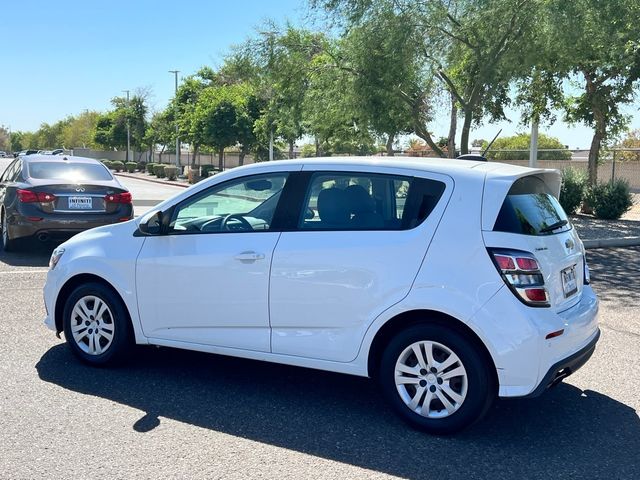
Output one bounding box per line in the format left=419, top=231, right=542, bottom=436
left=17, top=189, right=56, bottom=203
left=104, top=192, right=132, bottom=204
left=488, top=248, right=550, bottom=307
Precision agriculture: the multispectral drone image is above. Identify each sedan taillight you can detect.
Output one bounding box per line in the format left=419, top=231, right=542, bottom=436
left=488, top=248, right=549, bottom=307
left=17, top=189, right=56, bottom=203
left=104, top=192, right=132, bottom=204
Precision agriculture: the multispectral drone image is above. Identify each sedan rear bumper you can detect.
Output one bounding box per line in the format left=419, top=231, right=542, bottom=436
left=9, top=208, right=133, bottom=240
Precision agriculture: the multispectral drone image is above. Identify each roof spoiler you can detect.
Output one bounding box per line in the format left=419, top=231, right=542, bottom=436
left=456, top=129, right=502, bottom=162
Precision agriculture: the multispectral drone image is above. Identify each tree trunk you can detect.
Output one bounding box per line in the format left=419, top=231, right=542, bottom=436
left=315, top=137, right=321, bottom=157
left=584, top=71, right=605, bottom=186
left=386, top=133, right=395, bottom=156
left=460, top=108, right=473, bottom=155
left=191, top=144, right=199, bottom=168
left=218, top=148, right=224, bottom=170
left=587, top=130, right=602, bottom=186
left=447, top=95, right=458, bottom=158
left=239, top=147, right=247, bottom=166
left=289, top=140, right=295, bottom=159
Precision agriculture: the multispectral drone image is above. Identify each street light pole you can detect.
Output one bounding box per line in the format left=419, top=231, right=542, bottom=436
left=169, top=70, right=180, bottom=168
left=123, top=90, right=131, bottom=163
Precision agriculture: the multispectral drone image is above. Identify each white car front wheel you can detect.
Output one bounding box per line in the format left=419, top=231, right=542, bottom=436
left=62, top=282, right=133, bottom=366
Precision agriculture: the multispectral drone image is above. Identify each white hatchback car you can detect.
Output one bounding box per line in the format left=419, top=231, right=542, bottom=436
left=43, top=157, right=599, bottom=434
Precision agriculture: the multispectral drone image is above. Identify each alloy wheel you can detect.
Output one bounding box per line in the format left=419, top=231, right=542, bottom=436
left=394, top=340, right=468, bottom=418
left=70, top=295, right=115, bottom=355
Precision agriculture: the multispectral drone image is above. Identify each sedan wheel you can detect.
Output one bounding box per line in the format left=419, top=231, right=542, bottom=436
left=1, top=212, right=17, bottom=252
left=380, top=323, right=494, bottom=434
left=63, top=282, right=133, bottom=365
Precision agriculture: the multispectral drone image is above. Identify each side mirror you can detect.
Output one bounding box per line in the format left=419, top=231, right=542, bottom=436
left=137, top=211, right=163, bottom=236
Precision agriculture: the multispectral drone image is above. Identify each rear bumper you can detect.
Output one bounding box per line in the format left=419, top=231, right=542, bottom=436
left=472, top=284, right=599, bottom=398
left=9, top=208, right=133, bottom=240
left=524, top=327, right=600, bottom=397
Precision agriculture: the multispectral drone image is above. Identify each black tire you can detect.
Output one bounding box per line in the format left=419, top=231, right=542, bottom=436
left=1, top=211, right=18, bottom=252
left=62, top=282, right=134, bottom=366
left=379, top=323, right=494, bottom=435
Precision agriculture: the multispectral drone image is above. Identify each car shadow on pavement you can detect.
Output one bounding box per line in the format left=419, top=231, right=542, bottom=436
left=36, top=344, right=640, bottom=479
left=0, top=241, right=54, bottom=267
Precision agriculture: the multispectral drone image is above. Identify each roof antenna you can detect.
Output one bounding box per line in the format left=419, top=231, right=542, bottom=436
left=456, top=128, right=502, bottom=162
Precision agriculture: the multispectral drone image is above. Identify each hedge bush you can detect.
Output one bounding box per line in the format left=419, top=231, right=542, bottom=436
left=585, top=179, right=633, bottom=220
left=136, top=161, right=147, bottom=172
left=101, top=160, right=113, bottom=170
left=559, top=167, right=588, bottom=214
left=201, top=165, right=217, bottom=177
left=111, top=161, right=124, bottom=172
left=164, top=166, right=179, bottom=181
left=125, top=162, right=137, bottom=173
left=146, top=163, right=157, bottom=174
left=153, top=164, right=166, bottom=178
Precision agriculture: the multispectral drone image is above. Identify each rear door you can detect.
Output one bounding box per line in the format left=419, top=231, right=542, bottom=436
left=269, top=167, right=450, bottom=363
left=482, top=173, right=585, bottom=312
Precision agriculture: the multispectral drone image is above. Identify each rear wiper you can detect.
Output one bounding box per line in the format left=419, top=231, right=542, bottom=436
left=539, top=219, right=568, bottom=234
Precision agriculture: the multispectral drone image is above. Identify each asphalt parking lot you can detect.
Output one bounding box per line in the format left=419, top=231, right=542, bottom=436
left=0, top=243, right=638, bottom=479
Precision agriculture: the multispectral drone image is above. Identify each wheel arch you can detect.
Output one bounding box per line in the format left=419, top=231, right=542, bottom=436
left=366, top=309, right=498, bottom=389
left=54, top=273, right=133, bottom=335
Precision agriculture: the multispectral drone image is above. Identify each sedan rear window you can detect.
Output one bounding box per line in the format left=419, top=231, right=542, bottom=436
left=494, top=176, right=570, bottom=235
left=27, top=162, right=113, bottom=182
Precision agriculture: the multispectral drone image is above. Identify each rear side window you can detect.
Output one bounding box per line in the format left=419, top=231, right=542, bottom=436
left=27, top=162, right=113, bottom=181
left=494, top=176, right=570, bottom=235
left=299, top=172, right=445, bottom=231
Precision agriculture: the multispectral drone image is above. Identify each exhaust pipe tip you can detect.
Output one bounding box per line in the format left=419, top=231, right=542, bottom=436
left=37, top=233, right=50, bottom=242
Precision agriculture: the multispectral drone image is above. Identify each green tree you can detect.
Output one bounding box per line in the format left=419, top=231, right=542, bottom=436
left=145, top=109, right=176, bottom=162
left=546, top=0, right=640, bottom=184
left=483, top=133, right=571, bottom=161
left=312, top=0, right=542, bottom=155
left=94, top=95, right=149, bottom=154
left=0, top=126, right=10, bottom=152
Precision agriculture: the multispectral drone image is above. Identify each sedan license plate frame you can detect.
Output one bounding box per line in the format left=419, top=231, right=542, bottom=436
left=68, top=196, right=93, bottom=210
left=561, top=265, right=578, bottom=298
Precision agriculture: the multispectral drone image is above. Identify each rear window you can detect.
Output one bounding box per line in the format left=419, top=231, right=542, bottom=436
left=27, top=162, right=113, bottom=182
left=493, top=176, right=570, bottom=236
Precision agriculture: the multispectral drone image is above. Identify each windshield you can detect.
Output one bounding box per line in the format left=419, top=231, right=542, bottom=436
left=27, top=162, right=113, bottom=182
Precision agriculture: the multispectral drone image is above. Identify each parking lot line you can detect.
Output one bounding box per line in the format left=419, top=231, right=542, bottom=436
left=0, top=269, right=49, bottom=274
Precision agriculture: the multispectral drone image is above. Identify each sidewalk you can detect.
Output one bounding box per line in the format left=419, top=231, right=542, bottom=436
left=116, top=172, right=640, bottom=250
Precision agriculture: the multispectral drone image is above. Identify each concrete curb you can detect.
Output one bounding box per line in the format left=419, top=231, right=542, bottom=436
left=583, top=237, right=640, bottom=249
left=115, top=172, right=189, bottom=188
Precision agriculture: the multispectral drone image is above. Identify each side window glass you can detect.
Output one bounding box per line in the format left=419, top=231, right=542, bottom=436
left=300, top=173, right=411, bottom=230
left=11, top=161, right=23, bottom=182
left=169, top=173, right=288, bottom=234
left=1, top=161, right=17, bottom=182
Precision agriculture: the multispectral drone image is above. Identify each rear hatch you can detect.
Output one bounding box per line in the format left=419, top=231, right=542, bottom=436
left=481, top=169, right=585, bottom=312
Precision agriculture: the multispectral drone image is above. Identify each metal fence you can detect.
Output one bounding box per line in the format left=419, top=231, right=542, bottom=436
left=482, top=148, right=640, bottom=191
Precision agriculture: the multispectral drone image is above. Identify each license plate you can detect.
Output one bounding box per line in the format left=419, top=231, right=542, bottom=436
left=561, top=265, right=578, bottom=297
left=68, top=196, right=93, bottom=209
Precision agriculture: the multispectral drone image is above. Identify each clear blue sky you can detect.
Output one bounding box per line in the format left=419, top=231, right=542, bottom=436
left=1, top=0, right=638, bottom=149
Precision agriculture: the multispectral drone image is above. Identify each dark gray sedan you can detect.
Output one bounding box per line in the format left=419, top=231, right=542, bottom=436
left=0, top=155, right=133, bottom=251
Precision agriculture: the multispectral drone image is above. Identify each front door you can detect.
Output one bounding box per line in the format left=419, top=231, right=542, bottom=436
left=136, top=172, right=289, bottom=352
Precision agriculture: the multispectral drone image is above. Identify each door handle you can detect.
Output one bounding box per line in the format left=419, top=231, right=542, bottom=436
left=234, top=251, right=265, bottom=262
